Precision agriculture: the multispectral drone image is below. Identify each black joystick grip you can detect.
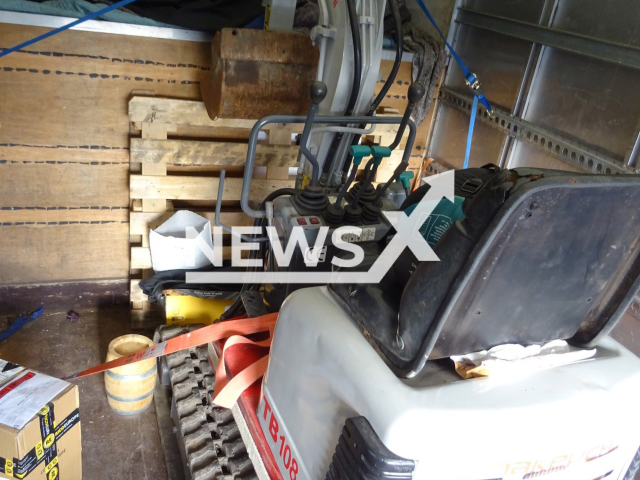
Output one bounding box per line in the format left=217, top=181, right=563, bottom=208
left=408, top=83, right=425, bottom=105
left=310, top=81, right=328, bottom=105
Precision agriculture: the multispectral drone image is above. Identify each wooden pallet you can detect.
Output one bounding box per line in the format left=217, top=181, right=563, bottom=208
left=127, top=60, right=436, bottom=326
left=128, top=94, right=299, bottom=327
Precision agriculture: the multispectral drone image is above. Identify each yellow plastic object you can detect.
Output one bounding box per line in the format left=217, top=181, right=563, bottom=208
left=164, top=294, right=236, bottom=325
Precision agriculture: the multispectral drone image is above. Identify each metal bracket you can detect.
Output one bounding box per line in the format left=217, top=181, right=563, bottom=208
left=456, top=8, right=640, bottom=71
left=439, top=87, right=632, bottom=175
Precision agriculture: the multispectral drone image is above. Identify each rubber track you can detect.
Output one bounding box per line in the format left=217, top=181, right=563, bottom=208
left=623, top=445, right=640, bottom=480
left=155, top=325, right=258, bottom=480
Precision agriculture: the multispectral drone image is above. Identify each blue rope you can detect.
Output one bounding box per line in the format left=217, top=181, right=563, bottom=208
left=463, top=95, right=478, bottom=169
left=0, top=0, right=140, bottom=59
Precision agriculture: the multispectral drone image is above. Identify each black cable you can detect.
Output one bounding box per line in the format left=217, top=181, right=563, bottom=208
left=336, top=163, right=359, bottom=204
left=218, top=188, right=297, bottom=321
left=321, top=0, right=363, bottom=176
left=370, top=0, right=403, bottom=114
left=345, top=0, right=363, bottom=117
left=341, top=0, right=404, bottom=176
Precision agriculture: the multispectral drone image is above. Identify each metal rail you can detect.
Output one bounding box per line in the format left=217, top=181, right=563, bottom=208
left=456, top=9, right=640, bottom=70
left=439, top=87, right=633, bottom=175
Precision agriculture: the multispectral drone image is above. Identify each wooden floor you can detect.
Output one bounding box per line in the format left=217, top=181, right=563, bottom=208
left=0, top=307, right=168, bottom=480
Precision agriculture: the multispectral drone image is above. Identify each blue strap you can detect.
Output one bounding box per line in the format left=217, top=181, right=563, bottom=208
left=463, top=95, right=478, bottom=169
left=0, top=306, right=43, bottom=342
left=0, top=0, right=140, bottom=59
left=413, top=0, right=492, bottom=114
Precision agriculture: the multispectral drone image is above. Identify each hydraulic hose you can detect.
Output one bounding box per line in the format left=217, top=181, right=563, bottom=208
left=345, top=0, right=362, bottom=117
left=341, top=0, right=404, bottom=177
left=218, top=188, right=298, bottom=321
left=370, top=0, right=403, bottom=114
left=321, top=0, right=363, bottom=176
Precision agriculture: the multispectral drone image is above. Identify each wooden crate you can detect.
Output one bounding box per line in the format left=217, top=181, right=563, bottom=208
left=128, top=95, right=299, bottom=326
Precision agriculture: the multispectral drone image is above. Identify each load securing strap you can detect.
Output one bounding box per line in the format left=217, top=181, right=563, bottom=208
left=64, top=313, right=279, bottom=409
left=413, top=0, right=491, bottom=168
left=413, top=0, right=492, bottom=114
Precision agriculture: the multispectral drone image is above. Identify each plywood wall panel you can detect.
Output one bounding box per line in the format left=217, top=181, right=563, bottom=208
left=0, top=23, right=212, bottom=288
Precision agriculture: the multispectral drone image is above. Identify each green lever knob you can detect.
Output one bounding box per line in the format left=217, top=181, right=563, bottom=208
left=371, top=146, right=391, bottom=158
left=349, top=145, right=371, bottom=166
left=370, top=146, right=391, bottom=165
left=399, top=170, right=414, bottom=189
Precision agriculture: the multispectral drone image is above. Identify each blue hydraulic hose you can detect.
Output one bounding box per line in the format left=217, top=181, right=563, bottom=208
left=0, top=0, right=140, bottom=59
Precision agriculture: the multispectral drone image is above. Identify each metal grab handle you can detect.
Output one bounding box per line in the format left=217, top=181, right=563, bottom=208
left=222, top=115, right=417, bottom=219
left=214, top=170, right=269, bottom=242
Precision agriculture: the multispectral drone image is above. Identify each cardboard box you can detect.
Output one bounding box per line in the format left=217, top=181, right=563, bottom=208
left=0, top=360, right=81, bottom=480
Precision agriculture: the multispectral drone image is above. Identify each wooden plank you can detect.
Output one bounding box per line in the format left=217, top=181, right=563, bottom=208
left=128, top=97, right=304, bottom=134
left=0, top=280, right=128, bottom=316
left=131, top=247, right=153, bottom=270
left=267, top=126, right=294, bottom=146
left=130, top=138, right=298, bottom=167
left=2, top=163, right=129, bottom=207
left=130, top=211, right=254, bottom=236
left=141, top=162, right=169, bottom=214
left=130, top=279, right=147, bottom=304
left=130, top=175, right=293, bottom=202
left=0, top=224, right=129, bottom=285
left=266, top=166, right=292, bottom=180
left=0, top=145, right=130, bottom=163
left=0, top=57, right=202, bottom=151
left=129, top=97, right=254, bottom=128
left=0, top=24, right=208, bottom=287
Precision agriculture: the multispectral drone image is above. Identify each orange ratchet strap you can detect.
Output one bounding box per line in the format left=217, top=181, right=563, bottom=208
left=64, top=313, right=278, bottom=381
left=212, top=334, right=273, bottom=408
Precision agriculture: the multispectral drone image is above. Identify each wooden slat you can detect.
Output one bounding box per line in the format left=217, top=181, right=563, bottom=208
left=130, top=279, right=147, bottom=304
left=131, top=246, right=152, bottom=270
left=130, top=211, right=253, bottom=236
left=0, top=224, right=129, bottom=285
left=129, top=97, right=255, bottom=128
left=130, top=175, right=293, bottom=201
left=128, top=97, right=304, bottom=134
left=130, top=138, right=298, bottom=167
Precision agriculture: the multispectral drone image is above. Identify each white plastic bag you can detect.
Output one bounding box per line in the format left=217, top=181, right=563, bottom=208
left=149, top=211, right=213, bottom=272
